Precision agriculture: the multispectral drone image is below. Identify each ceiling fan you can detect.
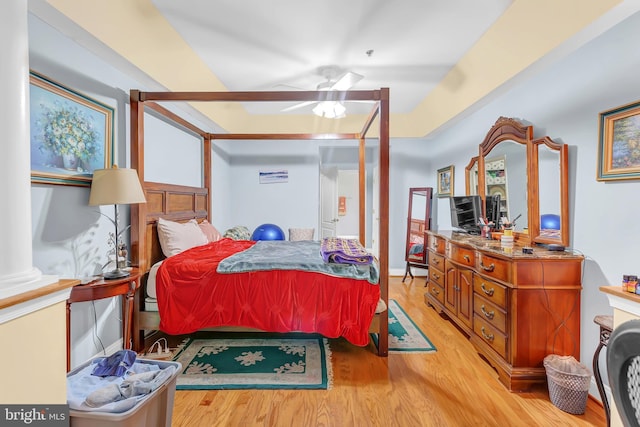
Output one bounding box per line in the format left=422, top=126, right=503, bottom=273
left=281, top=66, right=364, bottom=118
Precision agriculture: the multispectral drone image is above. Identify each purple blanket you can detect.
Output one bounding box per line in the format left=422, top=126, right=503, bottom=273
left=321, top=237, right=374, bottom=265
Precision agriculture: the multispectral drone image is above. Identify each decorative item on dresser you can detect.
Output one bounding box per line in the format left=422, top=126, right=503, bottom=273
left=426, top=116, right=582, bottom=391
left=402, top=187, right=433, bottom=282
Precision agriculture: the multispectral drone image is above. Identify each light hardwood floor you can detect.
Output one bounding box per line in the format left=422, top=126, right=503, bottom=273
left=146, top=276, right=606, bottom=426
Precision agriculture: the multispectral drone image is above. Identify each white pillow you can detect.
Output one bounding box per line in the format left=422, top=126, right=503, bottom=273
left=157, top=217, right=208, bottom=257
left=289, top=228, right=315, bottom=241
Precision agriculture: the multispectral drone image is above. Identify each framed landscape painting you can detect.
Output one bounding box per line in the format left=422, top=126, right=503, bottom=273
left=597, top=100, right=640, bottom=181
left=29, top=71, right=114, bottom=187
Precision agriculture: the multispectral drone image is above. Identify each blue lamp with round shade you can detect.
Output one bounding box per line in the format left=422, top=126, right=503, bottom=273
left=251, top=223, right=285, bottom=241
left=541, top=214, right=561, bottom=230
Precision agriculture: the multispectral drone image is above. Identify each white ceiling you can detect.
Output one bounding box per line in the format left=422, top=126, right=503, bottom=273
left=29, top=0, right=634, bottom=137
left=151, top=0, right=513, bottom=116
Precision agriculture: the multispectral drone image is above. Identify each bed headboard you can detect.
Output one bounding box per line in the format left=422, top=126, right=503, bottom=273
left=139, top=181, right=209, bottom=270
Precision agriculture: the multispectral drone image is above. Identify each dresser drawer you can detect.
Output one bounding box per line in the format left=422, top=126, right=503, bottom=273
left=447, top=243, right=475, bottom=267
left=474, top=296, right=507, bottom=333
left=427, top=282, right=445, bottom=306
left=428, top=251, right=445, bottom=271
left=473, top=275, right=507, bottom=309
left=428, top=234, right=445, bottom=255
left=428, top=266, right=445, bottom=287
left=474, top=315, right=507, bottom=359
left=477, top=253, right=510, bottom=282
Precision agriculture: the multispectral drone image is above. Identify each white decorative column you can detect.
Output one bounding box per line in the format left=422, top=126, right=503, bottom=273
left=0, top=0, right=57, bottom=302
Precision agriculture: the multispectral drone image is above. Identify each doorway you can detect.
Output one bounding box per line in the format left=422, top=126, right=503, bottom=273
left=319, top=168, right=360, bottom=239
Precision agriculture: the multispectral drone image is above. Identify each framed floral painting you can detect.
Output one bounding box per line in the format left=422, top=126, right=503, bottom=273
left=29, top=71, right=114, bottom=186
left=437, top=165, right=454, bottom=197
left=597, top=100, right=640, bottom=181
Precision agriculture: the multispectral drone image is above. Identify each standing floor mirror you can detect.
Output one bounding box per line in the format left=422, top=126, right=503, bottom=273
left=403, top=187, right=433, bottom=282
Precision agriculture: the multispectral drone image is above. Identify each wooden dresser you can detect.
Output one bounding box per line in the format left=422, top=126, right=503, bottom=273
left=425, top=230, right=583, bottom=391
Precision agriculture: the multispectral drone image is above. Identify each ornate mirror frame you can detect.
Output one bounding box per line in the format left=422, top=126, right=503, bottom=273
left=531, top=136, right=570, bottom=247
left=474, top=117, right=570, bottom=247
left=477, top=117, right=534, bottom=245
left=465, top=156, right=479, bottom=196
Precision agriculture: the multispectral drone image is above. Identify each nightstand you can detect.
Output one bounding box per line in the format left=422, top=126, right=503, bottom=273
left=66, top=268, right=142, bottom=371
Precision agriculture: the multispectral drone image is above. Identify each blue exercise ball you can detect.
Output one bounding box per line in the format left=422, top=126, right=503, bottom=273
left=541, top=214, right=561, bottom=230
left=251, top=223, right=285, bottom=241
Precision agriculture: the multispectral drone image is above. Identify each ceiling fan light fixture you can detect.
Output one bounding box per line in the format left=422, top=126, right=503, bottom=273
left=313, top=101, right=346, bottom=119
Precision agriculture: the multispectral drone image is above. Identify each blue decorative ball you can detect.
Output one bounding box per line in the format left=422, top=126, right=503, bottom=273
left=251, top=223, right=285, bottom=241
left=541, top=214, right=561, bottom=230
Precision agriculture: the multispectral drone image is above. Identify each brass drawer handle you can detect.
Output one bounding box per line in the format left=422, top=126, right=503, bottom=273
left=432, top=273, right=440, bottom=280
left=480, top=262, right=495, bottom=272
left=432, top=258, right=440, bottom=265
left=431, top=287, right=440, bottom=295
left=481, top=305, right=495, bottom=320
left=480, top=283, right=495, bottom=296
left=463, top=255, right=471, bottom=262
left=481, top=327, right=494, bottom=342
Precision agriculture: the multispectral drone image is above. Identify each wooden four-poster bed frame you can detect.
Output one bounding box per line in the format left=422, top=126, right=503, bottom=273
left=129, top=88, right=390, bottom=356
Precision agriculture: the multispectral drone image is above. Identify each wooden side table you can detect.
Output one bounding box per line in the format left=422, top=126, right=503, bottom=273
left=66, top=268, right=142, bottom=371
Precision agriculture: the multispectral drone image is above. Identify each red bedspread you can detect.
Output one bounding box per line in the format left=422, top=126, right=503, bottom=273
left=155, top=238, right=380, bottom=346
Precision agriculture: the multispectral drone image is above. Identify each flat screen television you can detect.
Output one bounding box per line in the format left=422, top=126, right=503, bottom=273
left=485, top=194, right=501, bottom=227
left=449, top=195, right=482, bottom=234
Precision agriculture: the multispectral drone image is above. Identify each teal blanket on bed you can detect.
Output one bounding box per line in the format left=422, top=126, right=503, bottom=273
left=216, top=240, right=379, bottom=285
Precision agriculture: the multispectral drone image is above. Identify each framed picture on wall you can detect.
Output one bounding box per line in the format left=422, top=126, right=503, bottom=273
left=29, top=71, right=114, bottom=187
left=437, top=165, right=454, bottom=197
left=597, top=100, right=640, bottom=181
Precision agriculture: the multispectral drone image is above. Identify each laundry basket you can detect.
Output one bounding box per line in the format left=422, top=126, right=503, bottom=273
left=67, top=358, right=181, bottom=427
left=543, top=354, right=592, bottom=415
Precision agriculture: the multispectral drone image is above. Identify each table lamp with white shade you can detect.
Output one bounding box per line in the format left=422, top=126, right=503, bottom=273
left=89, top=166, right=146, bottom=279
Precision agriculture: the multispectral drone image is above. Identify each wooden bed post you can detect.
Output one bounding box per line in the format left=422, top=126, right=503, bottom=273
left=203, top=135, right=212, bottom=222
left=130, top=90, right=147, bottom=351
left=358, top=137, right=366, bottom=246
left=378, top=88, right=390, bottom=356
left=130, top=90, right=146, bottom=271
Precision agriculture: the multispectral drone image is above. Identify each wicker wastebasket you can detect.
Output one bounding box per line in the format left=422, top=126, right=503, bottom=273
left=543, top=354, right=592, bottom=415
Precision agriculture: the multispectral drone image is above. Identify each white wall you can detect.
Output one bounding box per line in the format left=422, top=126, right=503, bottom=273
left=222, top=140, right=320, bottom=235
left=28, top=13, right=214, bottom=367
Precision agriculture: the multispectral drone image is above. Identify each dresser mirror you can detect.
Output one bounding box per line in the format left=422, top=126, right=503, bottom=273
left=531, top=136, right=569, bottom=247
left=478, top=118, right=533, bottom=241
left=403, top=187, right=433, bottom=282
left=485, top=144, right=528, bottom=231
left=473, top=117, right=570, bottom=247
left=465, top=157, right=479, bottom=195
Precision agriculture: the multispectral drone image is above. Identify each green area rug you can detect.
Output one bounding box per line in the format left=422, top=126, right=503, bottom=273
left=372, top=299, right=437, bottom=353
left=172, top=334, right=332, bottom=390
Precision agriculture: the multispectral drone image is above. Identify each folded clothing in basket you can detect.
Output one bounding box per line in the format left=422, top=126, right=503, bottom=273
left=91, top=350, right=137, bottom=377
left=68, top=359, right=177, bottom=413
